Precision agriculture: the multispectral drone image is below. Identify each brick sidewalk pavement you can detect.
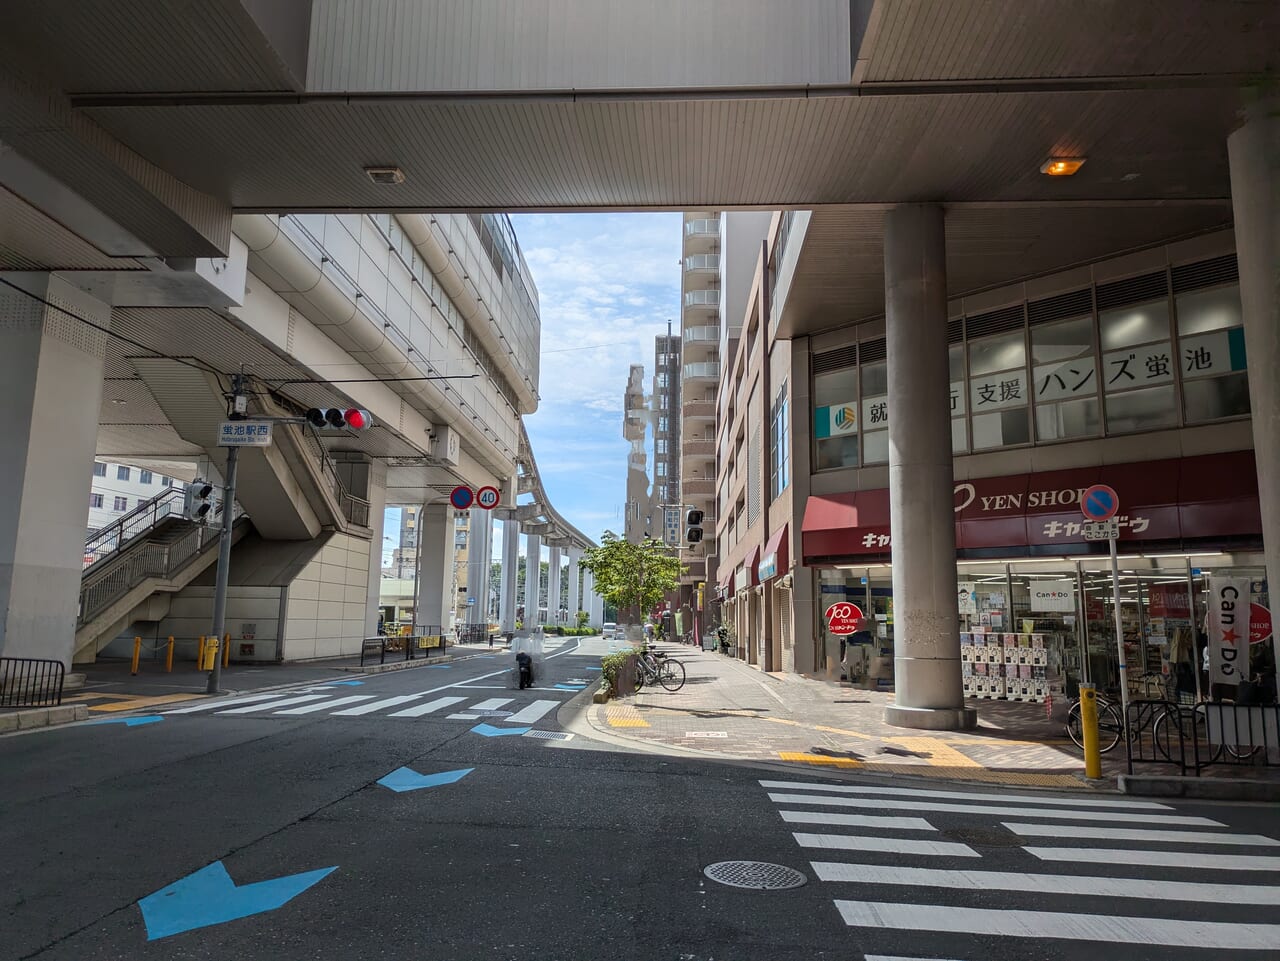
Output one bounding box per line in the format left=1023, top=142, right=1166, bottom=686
left=584, top=646, right=1099, bottom=788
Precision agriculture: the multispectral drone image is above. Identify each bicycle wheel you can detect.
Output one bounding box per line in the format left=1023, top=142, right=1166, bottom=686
left=658, top=659, right=686, bottom=692
left=1065, top=702, right=1085, bottom=749
left=633, top=665, right=647, bottom=691
left=1096, top=701, right=1124, bottom=753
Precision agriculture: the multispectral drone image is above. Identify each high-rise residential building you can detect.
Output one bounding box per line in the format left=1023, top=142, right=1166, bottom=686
left=652, top=331, right=682, bottom=514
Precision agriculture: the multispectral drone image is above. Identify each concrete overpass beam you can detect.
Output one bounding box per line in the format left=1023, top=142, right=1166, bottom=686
left=0, top=276, right=110, bottom=666
left=881, top=204, right=975, bottom=732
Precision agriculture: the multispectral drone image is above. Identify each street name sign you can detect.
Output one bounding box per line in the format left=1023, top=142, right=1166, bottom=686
left=218, top=422, right=272, bottom=447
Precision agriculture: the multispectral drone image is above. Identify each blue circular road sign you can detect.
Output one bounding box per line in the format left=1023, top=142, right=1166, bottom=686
left=450, top=485, right=474, bottom=510
left=1080, top=484, right=1119, bottom=521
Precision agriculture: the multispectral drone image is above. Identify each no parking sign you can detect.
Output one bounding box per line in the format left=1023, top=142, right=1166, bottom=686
left=449, top=486, right=474, bottom=510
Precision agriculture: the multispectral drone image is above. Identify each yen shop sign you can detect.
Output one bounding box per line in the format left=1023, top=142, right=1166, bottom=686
left=1208, top=576, right=1250, bottom=687
left=825, top=602, right=865, bottom=637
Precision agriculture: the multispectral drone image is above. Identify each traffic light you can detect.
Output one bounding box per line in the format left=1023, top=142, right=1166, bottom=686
left=305, top=408, right=372, bottom=432
left=184, top=480, right=215, bottom=523
left=686, top=508, right=704, bottom=544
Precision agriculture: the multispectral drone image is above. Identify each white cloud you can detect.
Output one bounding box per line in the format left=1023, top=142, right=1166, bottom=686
left=511, top=212, right=682, bottom=542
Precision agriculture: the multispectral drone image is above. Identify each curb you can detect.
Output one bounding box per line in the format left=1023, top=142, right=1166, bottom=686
left=1118, top=774, right=1280, bottom=802
left=0, top=703, right=89, bottom=734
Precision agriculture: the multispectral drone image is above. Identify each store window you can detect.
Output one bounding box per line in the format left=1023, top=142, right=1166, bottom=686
left=968, top=331, right=1029, bottom=450
left=1176, top=284, right=1250, bottom=423
left=1031, top=316, right=1100, bottom=442
left=861, top=361, right=889, bottom=464
left=813, top=362, right=858, bottom=470
left=1099, top=299, right=1177, bottom=432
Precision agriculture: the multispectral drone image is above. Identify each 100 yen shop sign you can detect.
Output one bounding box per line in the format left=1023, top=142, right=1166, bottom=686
left=825, top=602, right=865, bottom=636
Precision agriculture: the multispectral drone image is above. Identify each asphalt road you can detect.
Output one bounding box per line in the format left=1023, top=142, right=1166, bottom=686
left=2, top=639, right=1278, bottom=960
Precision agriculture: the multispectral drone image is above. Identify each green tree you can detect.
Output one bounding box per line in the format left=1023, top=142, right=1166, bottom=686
left=579, top=531, right=685, bottom=625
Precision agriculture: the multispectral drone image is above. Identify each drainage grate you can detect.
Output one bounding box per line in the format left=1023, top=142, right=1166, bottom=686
left=522, top=730, right=573, bottom=741
left=703, top=861, right=807, bottom=890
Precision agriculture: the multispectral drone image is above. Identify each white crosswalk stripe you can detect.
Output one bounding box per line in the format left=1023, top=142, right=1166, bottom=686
left=757, top=777, right=1280, bottom=956
left=504, top=699, right=561, bottom=724
left=273, top=695, right=374, bottom=715
left=164, top=693, right=285, bottom=714
left=388, top=696, right=467, bottom=718
left=217, top=694, right=330, bottom=714
left=165, top=690, right=569, bottom=723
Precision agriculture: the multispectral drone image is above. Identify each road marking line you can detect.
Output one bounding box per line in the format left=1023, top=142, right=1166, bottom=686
left=217, top=694, right=330, bottom=714
left=765, top=793, right=1220, bottom=827
left=758, top=780, right=1172, bottom=810
left=793, top=832, right=978, bottom=858
left=387, top=696, right=467, bottom=718
left=1025, top=847, right=1280, bottom=872
left=779, top=811, right=936, bottom=831
left=470, top=698, right=513, bottom=711
left=504, top=700, right=560, bottom=724
left=274, top=696, right=374, bottom=715
left=864, top=956, right=962, bottom=961
left=164, top=693, right=284, bottom=714
left=811, top=863, right=1280, bottom=905
left=833, top=899, right=1280, bottom=950
left=1003, top=823, right=1280, bottom=847
left=331, top=694, right=425, bottom=716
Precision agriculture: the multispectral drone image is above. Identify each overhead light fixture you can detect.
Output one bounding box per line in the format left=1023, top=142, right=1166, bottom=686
left=1040, top=157, right=1085, bottom=177
left=364, top=166, right=405, bottom=185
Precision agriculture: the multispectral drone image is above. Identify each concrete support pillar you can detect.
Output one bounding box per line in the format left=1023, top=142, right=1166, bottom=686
left=524, top=533, right=542, bottom=626
left=567, top=549, right=582, bottom=622
left=499, top=516, right=519, bottom=633
left=0, top=275, right=110, bottom=665
left=1228, top=96, right=1280, bottom=671
left=588, top=574, right=604, bottom=627
left=467, top=507, right=492, bottom=624
left=331, top=453, right=386, bottom=638
left=547, top=546, right=562, bottom=623
left=416, top=504, right=456, bottom=632
left=881, top=205, right=975, bottom=730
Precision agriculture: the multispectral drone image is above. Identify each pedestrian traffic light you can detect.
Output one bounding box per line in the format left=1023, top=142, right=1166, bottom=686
left=184, top=480, right=215, bottom=522
left=305, top=408, right=373, bottom=432
left=686, top=508, right=704, bottom=544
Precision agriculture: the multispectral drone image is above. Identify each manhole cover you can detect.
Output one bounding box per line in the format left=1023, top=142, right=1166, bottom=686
left=474, top=710, right=513, bottom=717
left=703, top=861, right=807, bottom=890
left=941, top=827, right=1023, bottom=848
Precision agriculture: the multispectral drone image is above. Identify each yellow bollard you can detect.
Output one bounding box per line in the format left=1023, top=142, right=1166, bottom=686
left=131, top=637, right=142, bottom=675
left=223, top=633, right=231, bottom=668
left=165, top=636, right=175, bottom=673
left=1079, top=684, right=1102, bottom=779
left=197, top=636, right=208, bottom=671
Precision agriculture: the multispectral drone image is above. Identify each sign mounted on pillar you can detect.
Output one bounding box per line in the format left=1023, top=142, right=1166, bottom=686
left=1208, top=576, right=1250, bottom=686
left=449, top=486, right=474, bottom=511
left=476, top=486, right=500, bottom=510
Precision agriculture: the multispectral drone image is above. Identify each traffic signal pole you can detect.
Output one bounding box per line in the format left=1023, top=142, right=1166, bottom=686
left=207, top=374, right=244, bottom=694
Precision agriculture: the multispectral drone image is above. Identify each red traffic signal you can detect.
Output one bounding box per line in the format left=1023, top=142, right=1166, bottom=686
left=305, top=408, right=373, bottom=431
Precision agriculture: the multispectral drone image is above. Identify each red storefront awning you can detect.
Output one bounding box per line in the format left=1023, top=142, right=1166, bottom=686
left=801, top=450, right=1261, bottom=563
left=759, top=524, right=789, bottom=581
left=738, top=546, right=761, bottom=589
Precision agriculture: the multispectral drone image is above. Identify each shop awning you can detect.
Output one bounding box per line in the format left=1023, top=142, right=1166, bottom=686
left=735, top=547, right=761, bottom=591
left=801, top=451, right=1261, bottom=563
left=758, top=524, right=789, bottom=581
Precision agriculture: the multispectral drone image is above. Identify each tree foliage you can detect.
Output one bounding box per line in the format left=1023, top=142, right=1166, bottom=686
left=579, top=531, right=684, bottom=620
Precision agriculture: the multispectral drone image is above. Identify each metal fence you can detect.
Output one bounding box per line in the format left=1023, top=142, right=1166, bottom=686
left=456, top=624, right=494, bottom=645
left=360, top=628, right=449, bottom=667
left=84, top=488, right=185, bottom=569
left=0, top=657, right=65, bottom=708
left=1125, top=698, right=1280, bottom=775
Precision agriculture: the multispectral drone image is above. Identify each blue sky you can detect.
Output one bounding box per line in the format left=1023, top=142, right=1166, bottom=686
left=382, top=212, right=682, bottom=565
left=511, top=212, right=683, bottom=544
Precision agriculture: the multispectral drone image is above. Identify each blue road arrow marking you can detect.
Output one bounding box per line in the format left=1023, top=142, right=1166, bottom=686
left=584, top=667, right=603, bottom=672
left=330, top=680, right=364, bottom=686
left=88, top=715, right=164, bottom=727
left=553, top=683, right=586, bottom=691
left=424, top=664, right=452, bottom=669
left=471, top=723, right=530, bottom=737
left=138, top=861, right=337, bottom=941
left=377, top=766, right=473, bottom=793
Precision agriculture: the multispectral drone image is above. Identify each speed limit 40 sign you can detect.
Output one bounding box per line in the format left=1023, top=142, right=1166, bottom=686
left=476, top=485, right=500, bottom=510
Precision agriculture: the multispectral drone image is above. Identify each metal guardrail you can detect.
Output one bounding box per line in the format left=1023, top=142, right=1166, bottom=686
left=1125, top=698, right=1280, bottom=775
left=297, top=422, right=371, bottom=528
left=84, top=488, right=186, bottom=569
left=0, top=657, right=65, bottom=708
left=78, top=511, right=244, bottom=625
left=456, top=624, right=495, bottom=645
left=361, top=629, right=449, bottom=666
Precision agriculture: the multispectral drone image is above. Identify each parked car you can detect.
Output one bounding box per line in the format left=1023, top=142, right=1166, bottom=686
left=601, top=622, right=617, bottom=639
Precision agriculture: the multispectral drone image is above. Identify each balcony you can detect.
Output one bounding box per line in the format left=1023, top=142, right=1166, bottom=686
left=682, top=325, right=718, bottom=346
left=684, top=218, right=720, bottom=239
left=683, top=400, right=716, bottom=420
left=684, top=361, right=720, bottom=381
left=683, top=289, right=720, bottom=310
left=683, top=478, right=714, bottom=496
left=683, top=438, right=714, bottom=458
left=684, top=254, right=720, bottom=274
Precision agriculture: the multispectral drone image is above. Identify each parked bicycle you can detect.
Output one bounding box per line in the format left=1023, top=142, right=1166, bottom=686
left=1065, top=687, right=1253, bottom=764
left=634, top=647, right=686, bottom=692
